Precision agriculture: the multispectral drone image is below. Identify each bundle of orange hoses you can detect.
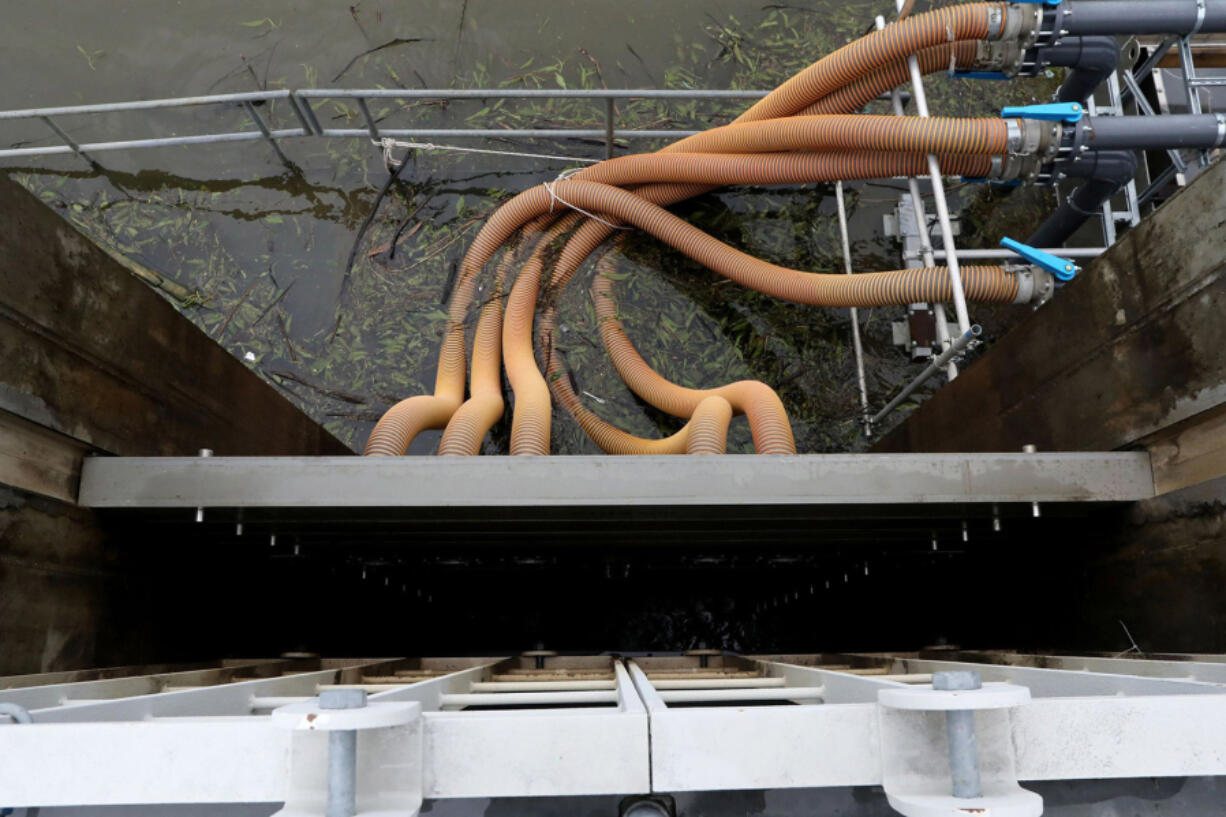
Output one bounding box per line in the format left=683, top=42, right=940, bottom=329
left=366, top=3, right=1023, bottom=458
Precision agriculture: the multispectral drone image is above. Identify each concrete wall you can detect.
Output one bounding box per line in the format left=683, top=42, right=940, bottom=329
left=874, top=156, right=1226, bottom=460
left=0, top=175, right=349, bottom=674
left=874, top=157, right=1226, bottom=653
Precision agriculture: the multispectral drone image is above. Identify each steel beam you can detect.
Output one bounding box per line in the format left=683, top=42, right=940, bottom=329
left=2, top=660, right=424, bottom=722
left=926, top=650, right=1226, bottom=684
left=78, top=452, right=1155, bottom=508
left=866, top=656, right=1223, bottom=696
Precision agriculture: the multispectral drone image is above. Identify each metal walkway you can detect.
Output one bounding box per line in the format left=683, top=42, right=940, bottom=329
left=80, top=452, right=1153, bottom=508
left=3, top=651, right=1226, bottom=815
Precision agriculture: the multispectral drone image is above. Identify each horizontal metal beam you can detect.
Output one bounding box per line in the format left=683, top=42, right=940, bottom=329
left=78, top=452, right=1155, bottom=508
left=295, top=88, right=768, bottom=100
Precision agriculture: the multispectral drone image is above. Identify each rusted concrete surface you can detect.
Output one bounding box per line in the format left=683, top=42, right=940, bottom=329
left=0, top=487, right=141, bottom=675
left=874, top=156, right=1226, bottom=457
left=0, top=176, right=349, bottom=673
left=0, top=176, right=349, bottom=457
left=1070, top=475, right=1226, bottom=652
left=873, top=158, right=1226, bottom=654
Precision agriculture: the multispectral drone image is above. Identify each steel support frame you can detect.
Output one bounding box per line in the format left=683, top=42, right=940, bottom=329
left=0, top=88, right=771, bottom=161
left=6, top=653, right=1226, bottom=811
left=76, top=452, right=1156, bottom=508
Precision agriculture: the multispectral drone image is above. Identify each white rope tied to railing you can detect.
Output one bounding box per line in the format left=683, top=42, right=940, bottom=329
left=378, top=137, right=602, bottom=169
left=542, top=168, right=633, bottom=231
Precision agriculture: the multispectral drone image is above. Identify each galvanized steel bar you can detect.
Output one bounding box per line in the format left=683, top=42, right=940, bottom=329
left=880, top=25, right=959, bottom=384
left=293, top=88, right=768, bottom=100
left=38, top=115, right=94, bottom=163
left=77, top=451, right=1157, bottom=508
left=354, top=97, right=381, bottom=140
left=242, top=100, right=292, bottom=165
left=440, top=690, right=620, bottom=708
left=656, top=686, right=825, bottom=703
left=313, top=127, right=702, bottom=139
left=931, top=247, right=1105, bottom=260
left=834, top=181, right=871, bottom=434
left=881, top=9, right=971, bottom=334
left=605, top=97, right=616, bottom=159
left=871, top=326, right=981, bottom=425
left=0, top=90, right=292, bottom=119
left=0, top=128, right=306, bottom=158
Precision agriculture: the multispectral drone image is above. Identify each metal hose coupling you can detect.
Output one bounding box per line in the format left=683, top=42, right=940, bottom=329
left=1011, top=265, right=1058, bottom=304
left=1002, top=236, right=1079, bottom=304
left=998, top=2, right=1045, bottom=45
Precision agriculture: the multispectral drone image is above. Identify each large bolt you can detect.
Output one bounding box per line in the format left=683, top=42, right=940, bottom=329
left=932, top=671, right=982, bottom=799
left=195, top=448, right=212, bottom=523
left=320, top=688, right=366, bottom=817
left=1022, top=444, right=1041, bottom=517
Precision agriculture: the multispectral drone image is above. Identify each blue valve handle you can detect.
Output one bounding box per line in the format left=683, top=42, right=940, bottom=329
left=1000, top=237, right=1079, bottom=282
left=1000, top=102, right=1084, bottom=123
left=1013, top=0, right=1061, bottom=5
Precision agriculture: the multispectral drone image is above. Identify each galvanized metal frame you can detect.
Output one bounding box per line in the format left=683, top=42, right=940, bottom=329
left=0, top=88, right=772, bottom=163
left=876, top=32, right=1222, bottom=428
left=6, top=651, right=1226, bottom=812
left=75, top=451, right=1156, bottom=509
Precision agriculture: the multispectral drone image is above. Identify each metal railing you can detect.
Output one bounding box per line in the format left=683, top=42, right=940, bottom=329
left=2, top=50, right=1216, bottom=439
left=870, top=27, right=1222, bottom=430
left=0, top=87, right=773, bottom=164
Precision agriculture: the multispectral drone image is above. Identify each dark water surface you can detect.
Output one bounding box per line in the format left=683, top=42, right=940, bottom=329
left=2, top=0, right=1056, bottom=453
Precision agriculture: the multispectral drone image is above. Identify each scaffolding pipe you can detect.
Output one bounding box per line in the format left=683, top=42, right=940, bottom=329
left=899, top=17, right=972, bottom=334
left=656, top=686, right=826, bottom=703
left=1029, top=150, right=1139, bottom=247
left=1064, top=0, right=1226, bottom=35
left=440, top=690, right=620, bottom=707
left=1086, top=113, right=1226, bottom=150
left=883, top=6, right=959, bottom=383
left=1040, top=36, right=1121, bottom=102
left=650, top=677, right=787, bottom=689
left=835, top=181, right=871, bottom=434
left=872, top=326, right=982, bottom=425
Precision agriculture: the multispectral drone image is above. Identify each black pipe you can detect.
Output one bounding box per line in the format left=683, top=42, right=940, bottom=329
left=1087, top=114, right=1226, bottom=151
left=1066, top=1, right=1226, bottom=35
left=1027, top=150, right=1138, bottom=247
left=1036, top=37, right=1120, bottom=102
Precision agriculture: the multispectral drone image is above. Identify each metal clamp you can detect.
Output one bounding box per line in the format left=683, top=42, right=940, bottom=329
left=272, top=693, right=422, bottom=817
left=878, top=671, right=1042, bottom=817
left=1192, top=0, right=1208, bottom=35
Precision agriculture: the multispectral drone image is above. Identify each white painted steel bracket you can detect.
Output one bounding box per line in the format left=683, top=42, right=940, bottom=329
left=878, top=682, right=1042, bottom=817
left=272, top=700, right=423, bottom=817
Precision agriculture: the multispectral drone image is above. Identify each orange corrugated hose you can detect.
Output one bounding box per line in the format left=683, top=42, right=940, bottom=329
left=800, top=42, right=981, bottom=116
left=365, top=2, right=1011, bottom=456
left=508, top=42, right=986, bottom=455
left=489, top=179, right=1020, bottom=307
left=525, top=246, right=795, bottom=456
left=541, top=333, right=736, bottom=456
left=735, top=4, right=999, bottom=122
left=504, top=168, right=1017, bottom=455
left=661, top=116, right=1009, bottom=155
left=436, top=246, right=519, bottom=455
left=505, top=154, right=993, bottom=455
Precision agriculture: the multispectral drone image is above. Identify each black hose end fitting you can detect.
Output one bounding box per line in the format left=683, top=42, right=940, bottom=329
left=1052, top=36, right=1120, bottom=102
left=1029, top=149, right=1137, bottom=247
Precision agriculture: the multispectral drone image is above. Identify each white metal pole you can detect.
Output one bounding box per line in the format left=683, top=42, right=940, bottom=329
left=885, top=6, right=972, bottom=335
left=835, top=181, right=872, bottom=431
left=878, top=14, right=959, bottom=381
